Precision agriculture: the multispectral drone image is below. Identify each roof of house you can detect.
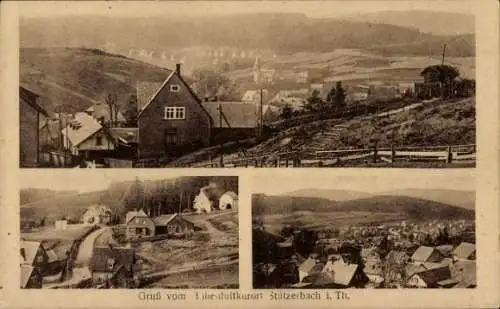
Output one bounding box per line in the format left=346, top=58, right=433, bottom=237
left=62, top=112, right=106, bottom=147
left=109, top=127, right=139, bottom=144
left=136, top=81, right=164, bottom=112
left=125, top=209, right=149, bottom=224
left=89, top=246, right=135, bottom=273
left=451, top=260, right=476, bottom=288
left=20, top=265, right=36, bottom=288
left=20, top=240, right=42, bottom=265
left=303, top=271, right=335, bottom=286
left=412, top=265, right=451, bottom=286
left=411, top=246, right=436, bottom=262
left=86, top=103, right=126, bottom=123
left=420, top=64, right=460, bottom=79
left=153, top=213, right=194, bottom=226
left=201, top=102, right=259, bottom=129
left=435, top=244, right=455, bottom=256
left=20, top=85, right=49, bottom=117
left=299, top=257, right=316, bottom=273
left=452, top=242, right=476, bottom=259
left=221, top=191, right=238, bottom=200
left=329, top=262, right=359, bottom=286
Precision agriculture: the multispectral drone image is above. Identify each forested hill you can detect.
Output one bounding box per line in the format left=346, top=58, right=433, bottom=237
left=20, top=176, right=238, bottom=223
left=252, top=194, right=475, bottom=221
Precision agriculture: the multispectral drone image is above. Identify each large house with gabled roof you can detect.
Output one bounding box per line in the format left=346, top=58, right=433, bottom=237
left=136, top=64, right=212, bottom=160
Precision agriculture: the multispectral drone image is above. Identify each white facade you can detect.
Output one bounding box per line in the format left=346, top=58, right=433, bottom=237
left=193, top=190, right=212, bottom=214
left=54, top=220, right=68, bottom=231
left=219, top=191, right=238, bottom=210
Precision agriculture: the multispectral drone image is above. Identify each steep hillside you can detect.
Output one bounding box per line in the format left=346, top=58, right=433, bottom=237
left=252, top=194, right=475, bottom=221
left=283, top=189, right=372, bottom=201
left=20, top=13, right=474, bottom=57
left=20, top=188, right=78, bottom=205
left=20, top=47, right=171, bottom=114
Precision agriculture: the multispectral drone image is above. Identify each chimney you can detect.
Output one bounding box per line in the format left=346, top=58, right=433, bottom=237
left=176, top=63, right=181, bottom=76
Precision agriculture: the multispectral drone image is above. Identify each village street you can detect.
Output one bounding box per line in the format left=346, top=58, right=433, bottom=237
left=45, top=226, right=109, bottom=288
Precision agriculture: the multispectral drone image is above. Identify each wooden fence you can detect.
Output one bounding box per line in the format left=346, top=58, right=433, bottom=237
left=187, top=144, right=476, bottom=168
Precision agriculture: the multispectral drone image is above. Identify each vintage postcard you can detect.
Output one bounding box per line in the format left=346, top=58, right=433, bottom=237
left=17, top=1, right=477, bottom=168
left=1, top=1, right=499, bottom=309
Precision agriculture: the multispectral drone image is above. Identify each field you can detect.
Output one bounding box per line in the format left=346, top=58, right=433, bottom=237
left=21, top=224, right=96, bottom=242
left=261, top=211, right=405, bottom=235
left=137, top=210, right=239, bottom=288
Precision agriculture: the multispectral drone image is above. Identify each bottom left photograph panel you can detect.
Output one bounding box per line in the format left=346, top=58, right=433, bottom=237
left=19, top=172, right=239, bottom=289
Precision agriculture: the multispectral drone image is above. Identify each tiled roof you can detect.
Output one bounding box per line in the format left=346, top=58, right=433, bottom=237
left=201, top=102, right=259, bottom=129
left=411, top=246, right=435, bottom=262
left=153, top=213, right=194, bottom=226
left=452, top=242, right=475, bottom=260
left=299, top=258, right=316, bottom=273
left=20, top=85, right=49, bottom=117
left=136, top=82, right=163, bottom=112
left=20, top=240, right=42, bottom=265
left=20, top=265, right=35, bottom=288
left=125, top=209, right=149, bottom=224
left=413, top=265, right=451, bottom=286
left=62, top=112, right=104, bottom=147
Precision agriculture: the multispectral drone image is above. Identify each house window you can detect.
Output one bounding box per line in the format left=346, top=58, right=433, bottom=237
left=170, top=84, right=181, bottom=92
left=164, top=128, right=179, bottom=146
left=164, top=107, right=185, bottom=120
left=96, top=135, right=103, bottom=146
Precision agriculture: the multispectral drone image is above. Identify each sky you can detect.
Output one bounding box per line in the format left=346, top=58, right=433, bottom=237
left=17, top=1, right=475, bottom=19
left=20, top=170, right=183, bottom=193
left=252, top=169, right=475, bottom=195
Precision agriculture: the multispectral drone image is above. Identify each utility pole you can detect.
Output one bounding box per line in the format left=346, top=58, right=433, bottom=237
left=219, top=103, right=224, bottom=167
left=441, top=44, right=447, bottom=65
left=259, top=88, right=263, bottom=137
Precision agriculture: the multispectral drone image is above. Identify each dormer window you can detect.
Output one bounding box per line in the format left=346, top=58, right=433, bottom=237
left=170, top=84, right=181, bottom=92
left=164, top=107, right=185, bottom=120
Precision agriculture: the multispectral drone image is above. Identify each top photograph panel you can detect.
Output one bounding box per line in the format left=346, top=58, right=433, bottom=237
left=19, top=1, right=476, bottom=168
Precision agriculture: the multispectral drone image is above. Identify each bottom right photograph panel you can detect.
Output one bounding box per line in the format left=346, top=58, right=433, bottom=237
left=251, top=170, right=475, bottom=289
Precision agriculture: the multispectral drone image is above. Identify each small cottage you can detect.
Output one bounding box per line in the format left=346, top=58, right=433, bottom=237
left=406, top=264, right=452, bottom=288
left=89, top=246, right=136, bottom=288
left=192, top=184, right=224, bottom=214
left=219, top=191, right=238, bottom=210
left=125, top=209, right=155, bottom=240
left=82, top=204, right=113, bottom=225
left=136, top=64, right=212, bottom=159
left=153, top=213, right=195, bottom=237
left=62, top=112, right=116, bottom=158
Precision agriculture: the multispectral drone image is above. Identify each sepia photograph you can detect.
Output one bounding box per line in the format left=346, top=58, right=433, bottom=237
left=18, top=1, right=475, bottom=168
left=252, top=171, right=475, bottom=289
left=19, top=173, right=239, bottom=289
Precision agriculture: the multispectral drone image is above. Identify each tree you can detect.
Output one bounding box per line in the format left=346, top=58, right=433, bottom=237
left=304, top=89, right=324, bottom=112
left=124, top=94, right=138, bottom=126
left=105, top=93, right=118, bottom=127
left=191, top=68, right=239, bottom=101
left=123, top=177, right=145, bottom=213
left=280, top=104, right=293, bottom=119
left=334, top=81, right=347, bottom=116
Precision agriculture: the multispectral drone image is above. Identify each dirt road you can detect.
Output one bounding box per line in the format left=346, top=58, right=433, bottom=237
left=74, top=227, right=107, bottom=267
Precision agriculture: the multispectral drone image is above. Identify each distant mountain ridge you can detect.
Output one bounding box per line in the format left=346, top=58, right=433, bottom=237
left=20, top=12, right=475, bottom=57
left=283, top=189, right=372, bottom=201
left=252, top=193, right=475, bottom=221
left=343, top=10, right=474, bottom=35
